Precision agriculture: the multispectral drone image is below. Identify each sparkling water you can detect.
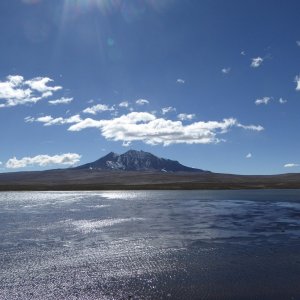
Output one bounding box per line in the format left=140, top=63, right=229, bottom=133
left=1, top=190, right=300, bottom=299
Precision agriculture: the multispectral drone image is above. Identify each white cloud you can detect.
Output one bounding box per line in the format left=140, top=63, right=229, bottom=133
left=296, top=41, right=300, bottom=47
left=136, top=99, right=149, bottom=105
left=110, top=110, right=119, bottom=117
left=6, top=153, right=81, bottom=169
left=119, top=101, right=129, bottom=108
left=25, top=114, right=81, bottom=126
left=251, top=57, right=263, bottom=68
left=42, top=91, right=53, bottom=98
left=255, top=97, right=271, bottom=105
left=49, top=97, right=73, bottom=105
left=68, top=112, right=263, bottom=146
left=25, top=77, right=62, bottom=94
left=0, top=75, right=62, bottom=108
left=83, top=104, right=114, bottom=115
left=284, top=163, right=299, bottom=168
left=0, top=161, right=2, bottom=165
left=246, top=153, right=252, bottom=159
left=68, top=117, right=105, bottom=130
left=221, top=67, right=231, bottom=74
left=176, top=78, right=185, bottom=84
left=279, top=98, right=287, bottom=104
left=35, top=116, right=54, bottom=123
left=237, top=123, right=264, bottom=131
left=177, top=113, right=195, bottom=121
left=122, top=141, right=131, bottom=147
left=241, top=51, right=246, bottom=56
left=7, top=75, right=24, bottom=86
left=162, top=106, right=176, bottom=115
left=24, top=116, right=35, bottom=123
left=294, top=75, right=300, bottom=91
left=0, top=76, right=35, bottom=107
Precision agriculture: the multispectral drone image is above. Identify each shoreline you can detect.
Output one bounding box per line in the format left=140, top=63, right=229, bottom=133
left=1, top=184, right=300, bottom=191
left=1, top=169, right=300, bottom=191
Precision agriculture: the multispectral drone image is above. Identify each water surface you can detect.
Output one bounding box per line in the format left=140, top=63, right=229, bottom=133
left=1, top=190, right=300, bottom=299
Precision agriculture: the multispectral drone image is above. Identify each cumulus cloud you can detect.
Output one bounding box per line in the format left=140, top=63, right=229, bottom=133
left=136, top=99, right=149, bottom=105
left=83, top=104, right=114, bottom=115
left=6, top=153, right=81, bottom=169
left=0, top=75, right=62, bottom=108
left=176, top=78, right=185, bottom=84
left=119, top=101, right=129, bottom=108
left=49, top=97, right=73, bottom=105
left=241, top=51, right=246, bottom=56
left=255, top=97, right=271, bottom=105
left=68, top=112, right=263, bottom=146
left=294, top=75, right=300, bottom=91
left=251, top=57, right=263, bottom=68
left=25, top=77, right=61, bottom=95
left=177, top=113, right=195, bottom=121
left=221, top=67, right=231, bottom=74
left=279, top=98, right=287, bottom=104
left=246, top=153, right=252, bottom=159
left=68, top=117, right=105, bottom=131
left=296, top=41, right=300, bottom=47
left=25, top=114, right=81, bottom=126
left=0, top=161, right=2, bottom=165
left=284, top=163, right=299, bottom=168
left=162, top=106, right=176, bottom=115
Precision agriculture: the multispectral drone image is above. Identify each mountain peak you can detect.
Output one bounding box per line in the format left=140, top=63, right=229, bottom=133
left=75, top=150, right=205, bottom=172
left=107, top=151, right=119, bottom=157
left=123, top=149, right=149, bottom=155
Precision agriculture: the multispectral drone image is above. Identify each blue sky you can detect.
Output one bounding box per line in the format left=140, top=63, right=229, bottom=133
left=1, top=0, right=300, bottom=174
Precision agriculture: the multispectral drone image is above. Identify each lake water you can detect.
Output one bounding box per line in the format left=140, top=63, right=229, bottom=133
left=1, top=190, right=300, bottom=299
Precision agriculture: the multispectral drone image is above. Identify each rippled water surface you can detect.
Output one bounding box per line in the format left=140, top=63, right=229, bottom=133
left=1, top=190, right=300, bottom=299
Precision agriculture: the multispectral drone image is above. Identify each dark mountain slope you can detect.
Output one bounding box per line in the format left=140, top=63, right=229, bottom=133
left=74, top=150, right=204, bottom=172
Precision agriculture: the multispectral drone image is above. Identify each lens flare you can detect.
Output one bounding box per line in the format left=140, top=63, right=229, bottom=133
left=62, top=0, right=172, bottom=17
left=22, top=0, right=41, bottom=4
left=57, top=0, right=173, bottom=64
left=63, top=0, right=122, bottom=16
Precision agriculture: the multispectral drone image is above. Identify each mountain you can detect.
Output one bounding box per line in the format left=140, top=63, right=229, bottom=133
left=2, top=150, right=300, bottom=190
left=74, top=150, right=205, bottom=172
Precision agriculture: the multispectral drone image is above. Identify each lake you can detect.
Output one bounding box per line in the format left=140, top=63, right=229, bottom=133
left=1, top=190, right=300, bottom=299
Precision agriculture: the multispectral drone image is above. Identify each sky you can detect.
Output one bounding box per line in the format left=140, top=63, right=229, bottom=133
left=1, top=0, right=300, bottom=175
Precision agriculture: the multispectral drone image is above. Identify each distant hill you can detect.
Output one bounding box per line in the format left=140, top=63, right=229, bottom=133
left=74, top=150, right=205, bottom=172
left=1, top=150, right=300, bottom=191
